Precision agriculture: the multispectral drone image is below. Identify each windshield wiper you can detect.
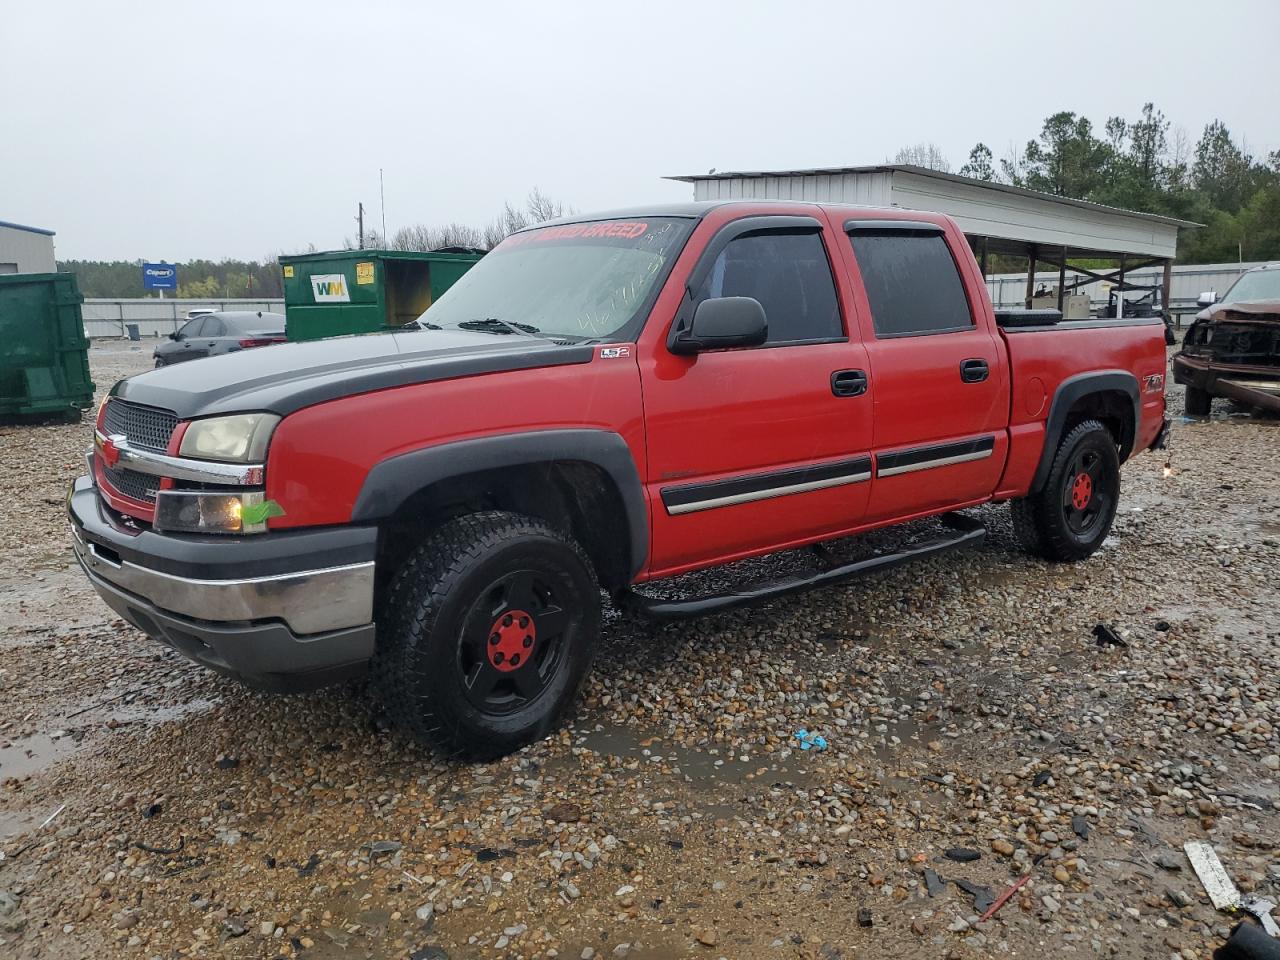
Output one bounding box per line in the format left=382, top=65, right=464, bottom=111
left=457, top=317, right=541, bottom=337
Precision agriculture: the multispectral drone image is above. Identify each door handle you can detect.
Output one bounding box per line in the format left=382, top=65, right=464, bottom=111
left=960, top=359, right=989, bottom=383
left=831, top=369, right=868, bottom=397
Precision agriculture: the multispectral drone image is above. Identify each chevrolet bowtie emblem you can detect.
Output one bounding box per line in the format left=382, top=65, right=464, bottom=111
left=97, top=433, right=125, bottom=468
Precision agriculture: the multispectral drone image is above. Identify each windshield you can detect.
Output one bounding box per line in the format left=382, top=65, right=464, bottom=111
left=1222, top=268, right=1280, bottom=304
left=418, top=217, right=694, bottom=342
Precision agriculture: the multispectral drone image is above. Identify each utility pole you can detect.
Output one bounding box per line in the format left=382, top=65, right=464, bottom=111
left=357, top=202, right=365, bottom=249
left=380, top=169, right=387, bottom=248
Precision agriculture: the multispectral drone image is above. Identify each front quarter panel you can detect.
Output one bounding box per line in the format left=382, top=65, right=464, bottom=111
left=263, top=351, right=646, bottom=530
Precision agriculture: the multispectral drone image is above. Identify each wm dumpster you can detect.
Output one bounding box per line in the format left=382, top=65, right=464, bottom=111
left=280, top=249, right=483, bottom=342
left=0, top=272, right=95, bottom=421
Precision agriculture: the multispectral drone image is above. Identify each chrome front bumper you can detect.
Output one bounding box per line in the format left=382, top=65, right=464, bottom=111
left=67, top=476, right=378, bottom=688
left=70, top=522, right=374, bottom=635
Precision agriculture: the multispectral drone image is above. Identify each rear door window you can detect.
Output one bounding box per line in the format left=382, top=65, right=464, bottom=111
left=179, top=318, right=206, bottom=338
left=693, top=230, right=842, bottom=345
left=203, top=317, right=225, bottom=337
left=846, top=231, right=974, bottom=337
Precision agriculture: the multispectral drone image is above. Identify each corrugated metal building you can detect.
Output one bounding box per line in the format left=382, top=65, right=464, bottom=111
left=0, top=219, right=57, bottom=274
left=667, top=165, right=1198, bottom=313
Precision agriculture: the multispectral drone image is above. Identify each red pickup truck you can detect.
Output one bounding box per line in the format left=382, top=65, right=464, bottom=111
left=70, top=202, right=1169, bottom=758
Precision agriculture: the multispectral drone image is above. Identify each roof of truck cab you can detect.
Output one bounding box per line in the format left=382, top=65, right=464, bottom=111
left=527, top=200, right=947, bottom=230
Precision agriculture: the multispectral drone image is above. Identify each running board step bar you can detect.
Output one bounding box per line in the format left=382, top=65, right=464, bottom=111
left=617, top=512, right=986, bottom=621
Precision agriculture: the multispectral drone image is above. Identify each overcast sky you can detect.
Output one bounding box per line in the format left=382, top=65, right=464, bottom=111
left=4, top=0, right=1278, bottom=261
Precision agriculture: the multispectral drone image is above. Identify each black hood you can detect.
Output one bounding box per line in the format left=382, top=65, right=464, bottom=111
left=113, top=329, right=594, bottom=419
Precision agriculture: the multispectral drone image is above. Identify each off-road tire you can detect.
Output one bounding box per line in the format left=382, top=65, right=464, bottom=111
left=1009, top=419, right=1120, bottom=562
left=1009, top=497, right=1044, bottom=555
left=373, top=511, right=600, bottom=761
left=1184, top=385, right=1212, bottom=417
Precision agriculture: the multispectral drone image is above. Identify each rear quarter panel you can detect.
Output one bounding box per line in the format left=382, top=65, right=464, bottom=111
left=996, top=321, right=1167, bottom=498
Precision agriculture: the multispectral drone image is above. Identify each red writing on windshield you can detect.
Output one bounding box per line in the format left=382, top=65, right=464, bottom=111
left=504, top=221, right=649, bottom=247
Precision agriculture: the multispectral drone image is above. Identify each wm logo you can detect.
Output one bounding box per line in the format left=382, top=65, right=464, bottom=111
left=310, top=273, right=351, bottom=303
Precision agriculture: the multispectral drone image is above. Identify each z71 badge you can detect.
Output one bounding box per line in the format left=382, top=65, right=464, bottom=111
left=599, top=346, right=631, bottom=359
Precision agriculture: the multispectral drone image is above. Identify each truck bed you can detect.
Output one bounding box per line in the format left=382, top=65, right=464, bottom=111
left=994, top=316, right=1168, bottom=498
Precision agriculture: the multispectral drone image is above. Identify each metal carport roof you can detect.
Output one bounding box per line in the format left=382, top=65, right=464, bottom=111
left=666, top=164, right=1198, bottom=261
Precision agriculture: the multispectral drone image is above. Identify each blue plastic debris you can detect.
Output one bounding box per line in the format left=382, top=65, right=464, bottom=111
left=794, top=729, right=828, bottom=752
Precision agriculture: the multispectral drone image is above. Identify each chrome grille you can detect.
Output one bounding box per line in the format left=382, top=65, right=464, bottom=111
left=101, top=463, right=159, bottom=504
left=101, top=399, right=178, bottom=454
left=98, top=399, right=178, bottom=508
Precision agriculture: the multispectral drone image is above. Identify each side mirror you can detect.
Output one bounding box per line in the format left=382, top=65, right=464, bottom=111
left=1197, top=291, right=1217, bottom=307
left=669, top=297, right=768, bottom=355
left=169, top=331, right=180, bottom=341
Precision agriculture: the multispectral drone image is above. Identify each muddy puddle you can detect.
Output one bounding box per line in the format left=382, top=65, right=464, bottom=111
left=0, top=697, right=214, bottom=841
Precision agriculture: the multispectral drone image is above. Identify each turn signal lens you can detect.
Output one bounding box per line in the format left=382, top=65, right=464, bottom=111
left=154, top=491, right=265, bottom=535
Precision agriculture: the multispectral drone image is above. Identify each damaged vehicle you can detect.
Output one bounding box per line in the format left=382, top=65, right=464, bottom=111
left=69, top=201, right=1168, bottom=760
left=1174, top=263, right=1280, bottom=415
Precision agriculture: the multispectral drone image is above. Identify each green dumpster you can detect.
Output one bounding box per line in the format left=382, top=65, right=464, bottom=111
left=0, top=272, right=95, bottom=421
left=280, top=249, right=483, bottom=342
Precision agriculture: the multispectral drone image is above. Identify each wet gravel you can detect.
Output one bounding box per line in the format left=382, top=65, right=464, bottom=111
left=1, top=339, right=1278, bottom=959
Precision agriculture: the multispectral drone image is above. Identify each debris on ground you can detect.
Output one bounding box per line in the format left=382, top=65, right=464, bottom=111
left=1186, top=840, right=1242, bottom=911
left=1240, top=895, right=1280, bottom=939
left=944, top=848, right=981, bottom=863
left=979, top=872, right=1036, bottom=922
left=1092, top=622, right=1128, bottom=647
left=793, top=728, right=827, bottom=751
left=368, top=839, right=403, bottom=859
left=924, top=869, right=946, bottom=898
left=955, top=879, right=995, bottom=913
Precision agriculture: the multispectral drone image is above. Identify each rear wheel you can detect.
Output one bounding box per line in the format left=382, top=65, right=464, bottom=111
left=1184, top=385, right=1212, bottom=417
left=374, top=511, right=600, bottom=760
left=1010, top=419, right=1120, bottom=562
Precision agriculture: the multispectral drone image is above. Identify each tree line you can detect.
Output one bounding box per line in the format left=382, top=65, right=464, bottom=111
left=58, top=258, right=286, bottom=299
left=896, top=104, right=1279, bottom=263
left=60, top=190, right=571, bottom=298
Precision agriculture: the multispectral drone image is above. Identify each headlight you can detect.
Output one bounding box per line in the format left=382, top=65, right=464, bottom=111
left=179, top=413, right=279, bottom=463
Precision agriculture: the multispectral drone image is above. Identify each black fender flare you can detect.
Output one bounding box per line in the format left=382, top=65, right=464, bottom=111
left=351, top=429, right=648, bottom=578
left=1030, top=370, right=1140, bottom=495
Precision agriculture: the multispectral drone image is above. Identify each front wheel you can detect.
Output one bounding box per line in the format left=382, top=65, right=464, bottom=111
left=374, top=511, right=600, bottom=761
left=1010, top=419, right=1120, bottom=562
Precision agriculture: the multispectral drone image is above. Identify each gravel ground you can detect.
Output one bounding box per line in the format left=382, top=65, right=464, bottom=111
left=1, top=339, right=1278, bottom=960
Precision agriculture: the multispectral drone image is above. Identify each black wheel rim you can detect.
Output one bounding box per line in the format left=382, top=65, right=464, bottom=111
left=457, top=568, right=573, bottom=715
left=1062, top=448, right=1110, bottom=536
